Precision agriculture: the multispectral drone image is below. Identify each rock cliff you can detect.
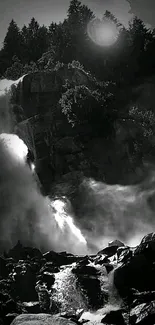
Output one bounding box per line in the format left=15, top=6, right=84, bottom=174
left=10, top=66, right=151, bottom=197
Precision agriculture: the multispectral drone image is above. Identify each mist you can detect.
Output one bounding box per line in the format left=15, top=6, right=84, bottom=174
left=71, top=174, right=155, bottom=250
left=0, top=78, right=88, bottom=255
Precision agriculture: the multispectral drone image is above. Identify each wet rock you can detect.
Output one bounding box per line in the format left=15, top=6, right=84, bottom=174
left=104, top=263, right=114, bottom=274
left=114, top=253, right=155, bottom=297
left=117, top=246, right=133, bottom=264
left=10, top=313, right=77, bottom=325
left=12, top=262, right=38, bottom=302
left=72, top=264, right=99, bottom=276
left=108, top=240, right=125, bottom=248
left=72, top=263, right=104, bottom=309
left=131, top=290, right=155, bottom=307
left=7, top=242, right=42, bottom=262
left=98, top=246, right=119, bottom=258
left=59, top=310, right=82, bottom=324
left=134, top=232, right=155, bottom=262
left=101, top=309, right=126, bottom=324
left=43, top=251, right=78, bottom=266
left=130, top=301, right=155, bottom=325
left=38, top=272, right=55, bottom=289
left=38, top=262, right=60, bottom=274
left=94, top=255, right=109, bottom=265
left=22, top=301, right=40, bottom=313
left=36, top=286, right=50, bottom=313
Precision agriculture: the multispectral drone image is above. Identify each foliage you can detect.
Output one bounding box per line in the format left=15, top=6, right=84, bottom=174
left=59, top=73, right=115, bottom=137
left=129, top=106, right=155, bottom=139
left=4, top=56, right=23, bottom=80
left=1, top=0, right=155, bottom=84
left=128, top=106, right=155, bottom=162
left=37, top=49, right=55, bottom=71
left=68, top=60, right=84, bottom=70
left=54, top=61, right=65, bottom=71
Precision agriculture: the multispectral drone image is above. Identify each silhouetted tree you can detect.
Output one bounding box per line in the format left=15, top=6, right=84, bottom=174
left=0, top=20, right=23, bottom=71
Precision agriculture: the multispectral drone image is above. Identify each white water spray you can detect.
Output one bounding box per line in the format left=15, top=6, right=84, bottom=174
left=50, top=199, right=87, bottom=245
left=52, top=263, right=87, bottom=313
left=1, top=77, right=155, bottom=255
left=0, top=77, right=88, bottom=255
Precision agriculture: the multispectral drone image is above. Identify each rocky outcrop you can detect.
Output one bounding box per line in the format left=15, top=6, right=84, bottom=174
left=10, top=67, right=149, bottom=195
left=1, top=234, right=155, bottom=324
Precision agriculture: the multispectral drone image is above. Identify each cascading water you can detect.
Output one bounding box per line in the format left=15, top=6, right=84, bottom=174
left=0, top=76, right=89, bottom=255
left=1, top=76, right=155, bottom=256
left=51, top=263, right=87, bottom=313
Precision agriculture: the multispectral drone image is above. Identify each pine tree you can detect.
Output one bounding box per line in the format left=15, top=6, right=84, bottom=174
left=65, top=0, right=94, bottom=62
left=103, top=10, right=122, bottom=28
left=2, top=20, right=23, bottom=65
left=21, top=18, right=49, bottom=63
left=128, top=16, right=152, bottom=78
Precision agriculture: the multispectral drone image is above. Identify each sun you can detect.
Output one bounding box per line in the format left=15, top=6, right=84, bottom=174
left=87, top=18, right=119, bottom=47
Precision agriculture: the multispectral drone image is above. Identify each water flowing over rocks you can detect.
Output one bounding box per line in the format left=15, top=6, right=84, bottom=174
left=0, top=234, right=155, bottom=324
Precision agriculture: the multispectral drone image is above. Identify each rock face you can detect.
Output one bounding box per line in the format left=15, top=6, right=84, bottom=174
left=10, top=67, right=146, bottom=195
left=1, top=234, right=155, bottom=324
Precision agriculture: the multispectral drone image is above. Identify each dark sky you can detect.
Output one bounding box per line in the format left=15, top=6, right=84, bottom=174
left=0, top=0, right=154, bottom=49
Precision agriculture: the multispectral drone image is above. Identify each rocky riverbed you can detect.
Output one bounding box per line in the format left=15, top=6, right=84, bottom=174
left=1, top=233, right=155, bottom=324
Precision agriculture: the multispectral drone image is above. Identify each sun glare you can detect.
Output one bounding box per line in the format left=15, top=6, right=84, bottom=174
left=87, top=18, right=119, bottom=47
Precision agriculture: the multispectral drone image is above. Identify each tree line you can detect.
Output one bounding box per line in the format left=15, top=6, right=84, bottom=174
left=1, top=0, right=155, bottom=85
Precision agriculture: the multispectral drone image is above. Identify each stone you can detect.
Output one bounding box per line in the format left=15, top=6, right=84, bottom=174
left=39, top=272, right=55, bottom=289
left=114, top=253, right=155, bottom=297
left=130, top=301, right=155, bottom=325
left=10, top=314, right=77, bottom=325
left=43, top=251, right=78, bottom=266
left=7, top=242, right=42, bottom=261
left=98, top=245, right=119, bottom=257
left=108, top=240, right=125, bottom=248
left=101, top=309, right=126, bottom=325
left=12, top=263, right=38, bottom=302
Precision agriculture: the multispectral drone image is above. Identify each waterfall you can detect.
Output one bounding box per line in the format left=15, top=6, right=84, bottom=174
left=51, top=263, right=87, bottom=313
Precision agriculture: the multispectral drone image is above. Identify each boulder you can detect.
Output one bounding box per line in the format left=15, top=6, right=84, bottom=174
left=114, top=253, right=155, bottom=297
left=43, top=251, right=78, bottom=266
left=108, top=240, right=125, bottom=248
left=12, top=263, right=38, bottom=302
left=132, top=290, right=155, bottom=307
left=134, top=232, right=155, bottom=261
left=10, top=314, right=77, bottom=325
left=7, top=242, right=42, bottom=261
left=35, top=286, right=50, bottom=313
left=98, top=245, right=119, bottom=257
left=38, top=271, right=55, bottom=289
left=130, top=301, right=155, bottom=325
left=101, top=309, right=126, bottom=325
left=72, top=263, right=104, bottom=309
